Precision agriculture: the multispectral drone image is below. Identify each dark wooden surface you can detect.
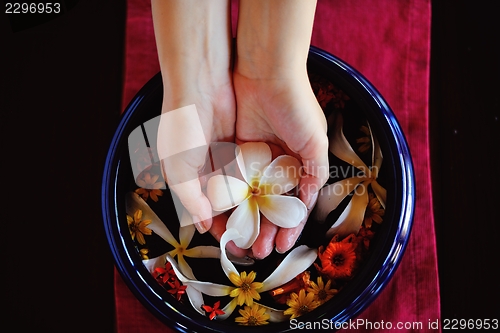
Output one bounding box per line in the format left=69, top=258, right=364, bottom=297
left=1, top=1, right=498, bottom=332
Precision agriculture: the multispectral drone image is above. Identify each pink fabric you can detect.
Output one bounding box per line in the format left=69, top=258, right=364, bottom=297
left=115, top=0, right=440, bottom=332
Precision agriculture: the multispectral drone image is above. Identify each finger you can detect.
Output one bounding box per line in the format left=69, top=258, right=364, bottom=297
left=168, top=177, right=213, bottom=233
left=250, top=216, right=279, bottom=259
left=275, top=218, right=307, bottom=254
left=209, top=214, right=249, bottom=258
left=298, top=173, right=324, bottom=210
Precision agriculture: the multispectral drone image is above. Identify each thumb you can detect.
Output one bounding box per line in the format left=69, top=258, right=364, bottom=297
left=157, top=104, right=213, bottom=233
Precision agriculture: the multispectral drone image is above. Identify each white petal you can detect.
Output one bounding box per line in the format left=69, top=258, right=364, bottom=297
left=179, top=208, right=193, bottom=227
left=371, top=180, right=387, bottom=209
left=166, top=255, right=232, bottom=296
left=261, top=245, right=317, bottom=292
left=219, top=228, right=242, bottom=278
left=327, top=184, right=369, bottom=238
left=236, top=142, right=272, bottom=187
left=329, top=112, right=370, bottom=176
left=226, top=198, right=260, bottom=249
left=184, top=246, right=220, bottom=259
left=259, top=155, right=301, bottom=195
left=177, top=255, right=196, bottom=280
left=185, top=285, right=205, bottom=316
left=256, top=195, right=306, bottom=228
left=206, top=175, right=250, bottom=211
left=178, top=222, right=195, bottom=247
left=218, top=298, right=238, bottom=320
left=142, top=253, right=167, bottom=275
left=126, top=192, right=179, bottom=247
left=314, top=177, right=365, bottom=222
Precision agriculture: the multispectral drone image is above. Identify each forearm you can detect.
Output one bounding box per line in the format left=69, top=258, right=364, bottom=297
left=151, top=0, right=233, bottom=108
left=235, top=0, right=317, bottom=80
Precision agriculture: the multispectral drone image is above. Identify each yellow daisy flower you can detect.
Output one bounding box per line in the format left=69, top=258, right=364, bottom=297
left=127, top=209, right=152, bottom=245
left=284, top=289, right=321, bottom=320
left=364, top=193, right=385, bottom=228
left=307, top=276, right=337, bottom=304
left=235, top=304, right=270, bottom=326
left=229, top=271, right=263, bottom=306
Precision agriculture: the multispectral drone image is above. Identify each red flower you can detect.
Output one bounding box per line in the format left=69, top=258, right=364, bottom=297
left=153, top=262, right=176, bottom=285
left=315, top=235, right=358, bottom=280
left=202, top=300, right=225, bottom=320
left=166, top=278, right=187, bottom=301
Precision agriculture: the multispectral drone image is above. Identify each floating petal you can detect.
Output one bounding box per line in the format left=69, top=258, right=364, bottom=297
left=184, top=245, right=221, bottom=259
left=185, top=284, right=205, bottom=316
left=178, top=223, right=195, bottom=247
left=218, top=298, right=239, bottom=320
left=142, top=253, right=167, bottom=275
left=261, top=245, right=317, bottom=292
left=327, top=185, right=369, bottom=238
left=256, top=195, right=306, bottom=228
left=329, top=113, right=370, bottom=176
left=371, top=180, right=387, bottom=209
left=207, top=175, right=250, bottom=211
left=314, top=177, right=365, bottom=222
left=177, top=254, right=196, bottom=280
left=219, top=228, right=242, bottom=278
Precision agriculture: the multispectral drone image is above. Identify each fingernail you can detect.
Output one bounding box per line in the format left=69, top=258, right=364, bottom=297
left=194, top=220, right=207, bottom=234
left=307, top=191, right=319, bottom=210
left=275, top=242, right=292, bottom=254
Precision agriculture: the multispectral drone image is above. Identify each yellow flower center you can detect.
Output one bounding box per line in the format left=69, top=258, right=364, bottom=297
left=299, top=305, right=310, bottom=314
left=240, top=282, right=251, bottom=292
left=247, top=316, right=258, bottom=326
left=251, top=186, right=261, bottom=196
left=129, top=223, right=138, bottom=233
left=332, top=254, right=345, bottom=266
left=317, top=289, right=327, bottom=301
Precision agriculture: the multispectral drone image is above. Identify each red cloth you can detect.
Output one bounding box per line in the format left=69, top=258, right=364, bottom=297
left=115, top=0, right=440, bottom=332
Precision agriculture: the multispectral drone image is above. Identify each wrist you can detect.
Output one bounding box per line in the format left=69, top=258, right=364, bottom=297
left=235, top=0, right=316, bottom=80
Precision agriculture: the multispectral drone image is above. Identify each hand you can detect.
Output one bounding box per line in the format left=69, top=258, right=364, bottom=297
left=153, top=0, right=248, bottom=258
left=230, top=70, right=329, bottom=259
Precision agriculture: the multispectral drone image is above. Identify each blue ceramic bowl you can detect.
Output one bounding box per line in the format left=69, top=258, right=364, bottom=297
left=102, top=46, right=415, bottom=332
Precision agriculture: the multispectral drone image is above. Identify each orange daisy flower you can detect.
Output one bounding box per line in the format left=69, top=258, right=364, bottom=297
left=135, top=172, right=164, bottom=202
left=315, top=235, right=357, bottom=280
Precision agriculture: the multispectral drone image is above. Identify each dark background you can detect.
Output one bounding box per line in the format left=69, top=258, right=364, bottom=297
left=1, top=0, right=498, bottom=332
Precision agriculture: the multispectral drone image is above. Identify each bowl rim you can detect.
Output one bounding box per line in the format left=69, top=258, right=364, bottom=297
left=102, top=45, right=415, bottom=332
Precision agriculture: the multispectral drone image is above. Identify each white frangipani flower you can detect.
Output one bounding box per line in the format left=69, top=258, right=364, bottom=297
left=207, top=142, right=307, bottom=249
left=314, top=113, right=386, bottom=237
